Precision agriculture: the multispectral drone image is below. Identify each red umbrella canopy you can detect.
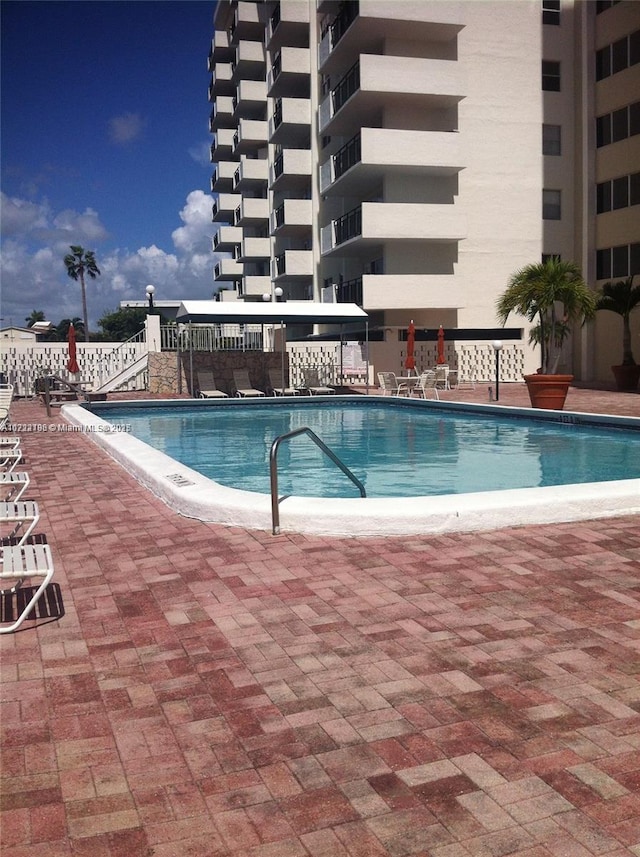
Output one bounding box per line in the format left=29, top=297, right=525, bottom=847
left=67, top=323, right=80, bottom=374
left=437, top=325, right=446, bottom=365
left=404, top=320, right=416, bottom=372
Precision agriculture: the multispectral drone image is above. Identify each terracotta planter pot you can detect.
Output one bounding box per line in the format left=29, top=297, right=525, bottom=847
left=611, top=364, right=640, bottom=392
left=524, top=374, right=573, bottom=410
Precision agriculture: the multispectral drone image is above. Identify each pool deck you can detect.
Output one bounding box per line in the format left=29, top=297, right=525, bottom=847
left=1, top=384, right=639, bottom=857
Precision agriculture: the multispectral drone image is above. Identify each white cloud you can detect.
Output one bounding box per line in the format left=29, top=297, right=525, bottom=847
left=171, top=190, right=214, bottom=254
left=108, top=112, right=146, bottom=145
left=188, top=141, right=212, bottom=167
left=0, top=190, right=222, bottom=329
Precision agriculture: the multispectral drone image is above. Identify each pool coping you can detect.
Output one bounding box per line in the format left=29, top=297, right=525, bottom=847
left=62, top=397, right=640, bottom=537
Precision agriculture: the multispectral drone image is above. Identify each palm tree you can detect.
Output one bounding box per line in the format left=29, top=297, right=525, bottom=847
left=595, top=276, right=640, bottom=366
left=25, top=310, right=45, bottom=328
left=63, top=246, right=101, bottom=341
left=496, top=258, right=596, bottom=374
left=56, top=317, right=85, bottom=341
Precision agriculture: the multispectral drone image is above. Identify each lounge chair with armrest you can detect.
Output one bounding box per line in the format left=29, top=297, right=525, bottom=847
left=233, top=370, right=265, bottom=398
left=301, top=368, right=336, bottom=395
left=197, top=370, right=228, bottom=398
left=0, top=543, right=55, bottom=633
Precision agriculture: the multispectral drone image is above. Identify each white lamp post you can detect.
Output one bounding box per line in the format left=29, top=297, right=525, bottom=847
left=145, top=284, right=155, bottom=312
left=492, top=340, right=503, bottom=401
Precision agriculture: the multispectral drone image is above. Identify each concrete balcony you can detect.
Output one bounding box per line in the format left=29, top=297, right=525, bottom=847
left=233, top=197, right=270, bottom=226
left=320, top=128, right=463, bottom=196
left=214, top=258, right=243, bottom=282
left=229, top=2, right=264, bottom=44
left=318, top=54, right=465, bottom=136
left=212, top=193, right=241, bottom=222
left=233, top=119, right=269, bottom=155
left=210, top=128, right=236, bottom=161
left=319, top=0, right=463, bottom=75
left=237, top=236, right=271, bottom=261
left=233, top=79, right=267, bottom=119
left=208, top=63, right=234, bottom=100
left=233, top=158, right=269, bottom=191
left=242, top=275, right=273, bottom=297
left=270, top=148, right=312, bottom=192
left=269, top=97, right=311, bottom=146
left=271, top=199, right=312, bottom=236
left=272, top=249, right=313, bottom=281
left=208, top=31, right=234, bottom=69
left=233, top=39, right=265, bottom=81
left=266, top=1, right=310, bottom=52
left=267, top=47, right=310, bottom=99
left=211, top=161, right=237, bottom=193
left=360, top=274, right=463, bottom=311
left=209, top=96, right=236, bottom=131
left=212, top=225, right=242, bottom=252
left=321, top=202, right=466, bottom=256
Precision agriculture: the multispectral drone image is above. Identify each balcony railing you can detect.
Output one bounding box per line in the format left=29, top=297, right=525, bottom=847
left=330, top=0, right=358, bottom=47
left=273, top=98, right=283, bottom=129
left=334, top=205, right=362, bottom=246
left=274, top=203, right=285, bottom=228
left=272, top=51, right=282, bottom=82
left=332, top=61, right=360, bottom=113
left=273, top=151, right=284, bottom=180
left=336, top=276, right=363, bottom=305
left=275, top=253, right=286, bottom=276
left=270, top=2, right=281, bottom=33
left=333, top=132, right=361, bottom=180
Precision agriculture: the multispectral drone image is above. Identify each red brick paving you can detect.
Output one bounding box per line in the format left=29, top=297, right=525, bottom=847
left=1, top=385, right=639, bottom=856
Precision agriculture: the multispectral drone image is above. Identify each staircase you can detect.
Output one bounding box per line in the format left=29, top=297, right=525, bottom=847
left=94, top=354, right=148, bottom=393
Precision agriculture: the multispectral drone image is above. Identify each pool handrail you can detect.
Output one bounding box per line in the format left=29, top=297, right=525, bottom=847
left=269, top=426, right=366, bottom=535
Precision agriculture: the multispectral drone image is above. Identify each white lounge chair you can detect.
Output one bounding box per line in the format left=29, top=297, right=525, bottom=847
left=0, top=437, right=21, bottom=450
left=233, top=370, right=265, bottom=398
left=0, top=473, right=30, bottom=502
left=197, top=370, right=228, bottom=398
left=0, top=384, right=14, bottom=430
left=377, top=372, right=409, bottom=396
left=0, top=501, right=40, bottom=547
left=268, top=369, right=299, bottom=397
left=0, top=449, right=23, bottom=472
left=301, top=368, right=336, bottom=396
left=0, top=543, right=55, bottom=634
left=414, top=371, right=440, bottom=400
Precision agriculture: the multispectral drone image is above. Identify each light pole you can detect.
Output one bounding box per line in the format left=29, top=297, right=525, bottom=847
left=145, top=284, right=155, bottom=312
left=492, top=340, right=503, bottom=401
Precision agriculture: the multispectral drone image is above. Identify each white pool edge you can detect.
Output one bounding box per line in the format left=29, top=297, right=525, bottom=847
left=62, top=400, right=640, bottom=537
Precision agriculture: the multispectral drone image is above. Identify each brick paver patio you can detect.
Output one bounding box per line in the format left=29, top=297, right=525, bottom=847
left=1, top=385, right=639, bottom=856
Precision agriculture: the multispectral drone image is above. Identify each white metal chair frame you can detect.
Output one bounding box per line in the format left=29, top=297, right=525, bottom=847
left=413, top=371, right=440, bottom=400
left=0, top=473, right=30, bottom=502
left=1, top=501, right=40, bottom=546
left=0, top=543, right=55, bottom=633
left=377, top=372, right=409, bottom=396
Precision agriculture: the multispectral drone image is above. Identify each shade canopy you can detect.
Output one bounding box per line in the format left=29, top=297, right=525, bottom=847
left=175, top=301, right=368, bottom=326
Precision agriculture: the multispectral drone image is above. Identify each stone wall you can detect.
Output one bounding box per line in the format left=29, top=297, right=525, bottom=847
left=148, top=351, right=286, bottom=396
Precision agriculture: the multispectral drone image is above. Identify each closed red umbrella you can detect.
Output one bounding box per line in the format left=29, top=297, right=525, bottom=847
left=436, top=325, right=446, bottom=365
left=67, top=323, right=80, bottom=374
left=404, top=320, right=416, bottom=373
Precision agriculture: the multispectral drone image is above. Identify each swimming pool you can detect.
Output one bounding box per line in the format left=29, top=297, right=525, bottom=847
left=63, top=397, right=640, bottom=536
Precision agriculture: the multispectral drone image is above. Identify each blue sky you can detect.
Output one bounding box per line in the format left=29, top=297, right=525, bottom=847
left=1, top=0, right=220, bottom=331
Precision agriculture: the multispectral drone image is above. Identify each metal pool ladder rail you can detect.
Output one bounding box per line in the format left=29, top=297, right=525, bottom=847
left=269, top=427, right=366, bottom=534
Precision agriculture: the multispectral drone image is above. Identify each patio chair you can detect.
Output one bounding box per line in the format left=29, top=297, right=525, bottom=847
left=197, top=370, right=228, bottom=399
left=0, top=437, right=22, bottom=450
left=377, top=372, right=409, bottom=396
left=233, top=369, right=265, bottom=398
left=0, top=501, right=40, bottom=547
left=0, top=449, right=23, bottom=472
left=268, top=368, right=299, bottom=397
left=434, top=365, right=450, bottom=390
left=301, top=368, right=336, bottom=396
left=0, top=543, right=55, bottom=634
left=0, top=384, right=14, bottom=430
left=0, top=473, right=30, bottom=502
left=414, top=370, right=440, bottom=400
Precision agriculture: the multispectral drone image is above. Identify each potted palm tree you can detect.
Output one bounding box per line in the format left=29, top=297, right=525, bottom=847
left=496, top=258, right=596, bottom=409
left=595, top=276, right=640, bottom=392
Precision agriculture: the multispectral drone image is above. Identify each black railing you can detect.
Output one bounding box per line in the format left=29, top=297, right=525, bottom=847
left=334, top=206, right=361, bottom=246
left=330, top=0, right=359, bottom=47
left=270, top=2, right=281, bottom=33
left=273, top=98, right=283, bottom=129
left=275, top=253, right=286, bottom=275
left=273, top=152, right=284, bottom=179
left=332, top=62, right=360, bottom=113
left=274, top=204, right=285, bottom=228
left=335, top=277, right=363, bottom=305
left=333, top=132, right=361, bottom=180
left=272, top=51, right=282, bottom=81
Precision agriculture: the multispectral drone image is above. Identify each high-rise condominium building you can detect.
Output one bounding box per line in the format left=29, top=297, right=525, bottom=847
left=208, top=0, right=640, bottom=383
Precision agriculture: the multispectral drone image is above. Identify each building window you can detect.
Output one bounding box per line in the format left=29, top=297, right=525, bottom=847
left=631, top=172, right=640, bottom=207
left=597, top=181, right=612, bottom=213
left=597, top=248, right=611, bottom=280
left=612, top=37, right=628, bottom=74
left=542, top=0, right=560, bottom=25
left=542, top=124, right=561, bottom=155
left=542, top=60, right=561, bottom=91
left=596, top=1, right=620, bottom=12
left=612, top=107, right=629, bottom=142
left=543, top=189, right=561, bottom=219
left=598, top=243, right=640, bottom=280
left=598, top=101, right=640, bottom=147
left=596, top=46, right=611, bottom=81
left=596, top=113, right=612, bottom=147
left=612, top=176, right=629, bottom=209
left=542, top=253, right=561, bottom=263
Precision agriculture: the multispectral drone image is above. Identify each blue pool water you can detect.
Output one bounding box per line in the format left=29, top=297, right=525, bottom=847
left=91, top=400, right=640, bottom=499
